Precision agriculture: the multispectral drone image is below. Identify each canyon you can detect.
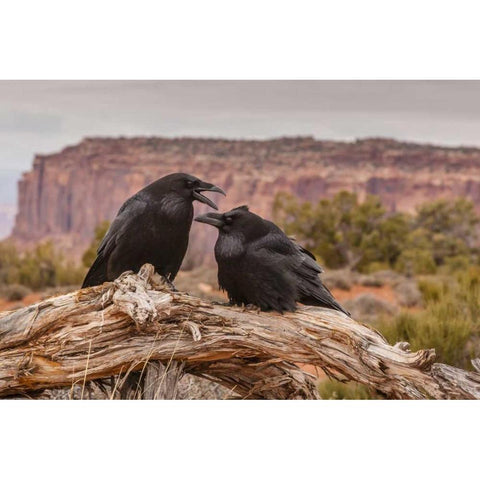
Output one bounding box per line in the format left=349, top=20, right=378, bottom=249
left=10, top=136, right=480, bottom=266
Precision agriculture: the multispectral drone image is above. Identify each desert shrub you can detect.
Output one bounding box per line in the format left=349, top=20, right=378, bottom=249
left=415, top=198, right=479, bottom=262
left=442, top=255, right=471, bottom=273
left=394, top=280, right=423, bottom=307
left=318, top=379, right=380, bottom=399
left=17, top=242, right=56, bottom=289
left=0, top=240, right=86, bottom=290
left=344, top=293, right=397, bottom=320
left=0, top=284, right=32, bottom=301
left=321, top=270, right=353, bottom=291
left=273, top=191, right=409, bottom=270
left=357, top=274, right=384, bottom=287
left=362, top=269, right=404, bottom=287
left=377, top=309, right=472, bottom=368
left=395, top=247, right=437, bottom=275
left=56, top=260, right=86, bottom=286
left=356, top=213, right=412, bottom=272
left=82, top=220, right=110, bottom=268
left=417, top=277, right=447, bottom=303
left=273, top=192, right=479, bottom=274
left=375, top=268, right=480, bottom=368
left=17, top=241, right=81, bottom=289
left=0, top=241, right=21, bottom=284
left=362, top=262, right=391, bottom=275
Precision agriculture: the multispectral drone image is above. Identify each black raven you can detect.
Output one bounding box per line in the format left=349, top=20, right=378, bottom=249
left=82, top=173, right=225, bottom=288
left=195, top=205, right=350, bottom=315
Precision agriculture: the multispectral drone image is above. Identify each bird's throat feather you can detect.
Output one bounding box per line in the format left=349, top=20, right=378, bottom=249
left=215, top=234, right=245, bottom=259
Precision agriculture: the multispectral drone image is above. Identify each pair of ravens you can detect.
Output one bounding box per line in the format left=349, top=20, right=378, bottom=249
left=82, top=173, right=349, bottom=316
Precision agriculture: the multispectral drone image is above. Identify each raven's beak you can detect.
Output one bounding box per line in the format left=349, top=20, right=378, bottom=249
left=195, top=212, right=225, bottom=228
left=192, top=182, right=226, bottom=210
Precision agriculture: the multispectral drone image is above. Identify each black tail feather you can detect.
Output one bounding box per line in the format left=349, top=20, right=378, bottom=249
left=300, top=283, right=351, bottom=317
left=82, top=255, right=108, bottom=288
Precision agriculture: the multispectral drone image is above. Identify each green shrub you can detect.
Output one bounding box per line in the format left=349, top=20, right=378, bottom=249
left=375, top=268, right=480, bottom=369
left=395, top=248, right=437, bottom=275
left=362, top=262, right=391, bottom=275
left=273, top=192, right=479, bottom=274
left=56, top=260, right=86, bottom=286
left=441, top=255, right=471, bottom=274
left=0, top=284, right=32, bottom=301
left=0, top=241, right=21, bottom=284
left=0, top=240, right=86, bottom=290
left=417, top=277, right=446, bottom=303
left=415, top=198, right=479, bottom=264
left=82, top=220, right=110, bottom=268
left=273, top=191, right=406, bottom=270
left=377, top=309, right=472, bottom=368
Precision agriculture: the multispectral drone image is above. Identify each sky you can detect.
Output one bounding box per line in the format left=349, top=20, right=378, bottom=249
left=2, top=80, right=480, bottom=204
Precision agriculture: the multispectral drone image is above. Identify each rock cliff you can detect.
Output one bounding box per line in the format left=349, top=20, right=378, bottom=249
left=11, top=136, right=480, bottom=266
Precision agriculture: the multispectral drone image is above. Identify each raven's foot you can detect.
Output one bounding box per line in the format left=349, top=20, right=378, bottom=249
left=163, top=277, right=178, bottom=292
left=242, top=303, right=262, bottom=314
left=211, top=300, right=234, bottom=307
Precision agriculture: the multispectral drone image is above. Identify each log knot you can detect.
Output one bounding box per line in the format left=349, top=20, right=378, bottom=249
left=111, top=265, right=160, bottom=327
left=394, top=341, right=411, bottom=352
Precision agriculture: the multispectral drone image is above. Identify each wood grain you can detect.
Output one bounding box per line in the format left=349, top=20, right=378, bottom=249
left=1, top=264, right=479, bottom=399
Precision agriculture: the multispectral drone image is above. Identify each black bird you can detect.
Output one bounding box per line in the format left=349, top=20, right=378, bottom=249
left=195, top=205, right=350, bottom=315
left=82, top=173, right=225, bottom=288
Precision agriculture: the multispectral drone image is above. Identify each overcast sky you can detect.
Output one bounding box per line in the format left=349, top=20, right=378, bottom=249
left=1, top=80, right=480, bottom=202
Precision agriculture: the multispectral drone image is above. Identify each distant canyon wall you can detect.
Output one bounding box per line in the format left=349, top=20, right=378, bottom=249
left=11, top=136, right=480, bottom=267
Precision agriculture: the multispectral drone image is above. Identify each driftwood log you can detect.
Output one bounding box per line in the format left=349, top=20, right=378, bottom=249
left=0, top=264, right=479, bottom=399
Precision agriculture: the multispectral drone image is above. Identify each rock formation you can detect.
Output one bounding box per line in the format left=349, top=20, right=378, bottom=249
left=11, top=136, right=480, bottom=266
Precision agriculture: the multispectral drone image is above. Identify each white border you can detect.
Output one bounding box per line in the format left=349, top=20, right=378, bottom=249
left=1, top=0, right=480, bottom=79
left=1, top=400, right=479, bottom=478
left=1, top=1, right=479, bottom=477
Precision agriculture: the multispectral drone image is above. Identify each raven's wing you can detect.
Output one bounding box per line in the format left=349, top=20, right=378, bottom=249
left=82, top=195, right=147, bottom=288
left=289, top=240, right=350, bottom=316
left=250, top=233, right=349, bottom=316
left=287, top=235, right=320, bottom=264
left=96, top=195, right=145, bottom=256
left=242, top=234, right=297, bottom=312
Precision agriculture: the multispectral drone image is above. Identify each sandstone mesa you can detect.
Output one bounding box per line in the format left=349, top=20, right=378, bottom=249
left=11, top=136, right=480, bottom=267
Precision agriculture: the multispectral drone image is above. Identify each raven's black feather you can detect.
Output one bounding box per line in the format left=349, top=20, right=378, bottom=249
left=196, top=206, right=350, bottom=316
left=82, top=173, right=224, bottom=288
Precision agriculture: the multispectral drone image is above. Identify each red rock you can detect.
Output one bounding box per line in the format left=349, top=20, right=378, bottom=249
left=11, top=136, right=480, bottom=267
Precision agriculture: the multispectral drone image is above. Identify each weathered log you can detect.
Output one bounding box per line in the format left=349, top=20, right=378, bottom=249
left=0, top=264, right=479, bottom=399
left=116, top=361, right=186, bottom=399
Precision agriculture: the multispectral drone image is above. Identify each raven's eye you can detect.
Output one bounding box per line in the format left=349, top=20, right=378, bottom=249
left=225, top=217, right=233, bottom=224
left=186, top=180, right=194, bottom=188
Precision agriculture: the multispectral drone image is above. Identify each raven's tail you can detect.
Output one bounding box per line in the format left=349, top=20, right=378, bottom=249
left=299, top=283, right=351, bottom=317
left=82, top=255, right=108, bottom=288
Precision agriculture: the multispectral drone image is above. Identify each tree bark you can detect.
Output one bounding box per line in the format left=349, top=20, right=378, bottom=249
left=0, top=264, right=479, bottom=399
